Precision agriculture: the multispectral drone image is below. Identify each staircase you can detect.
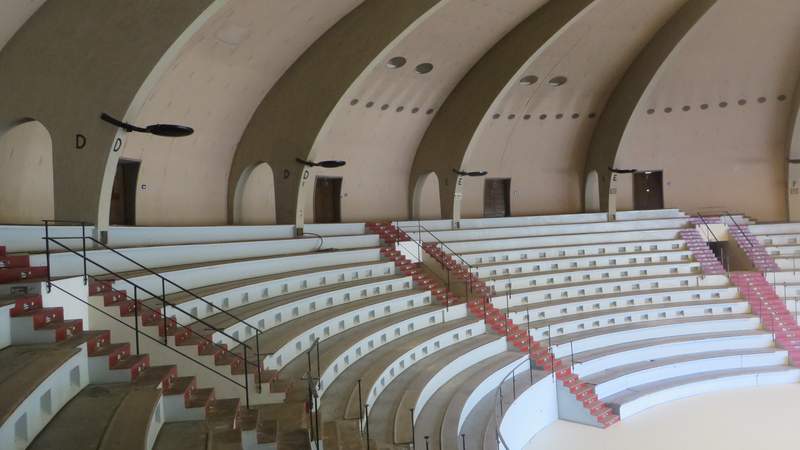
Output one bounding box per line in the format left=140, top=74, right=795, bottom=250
left=679, top=227, right=725, bottom=275
left=365, top=222, right=620, bottom=428
left=0, top=245, right=48, bottom=283
left=727, top=225, right=780, bottom=272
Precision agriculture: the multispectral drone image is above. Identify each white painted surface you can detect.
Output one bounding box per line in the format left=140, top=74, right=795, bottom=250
left=525, top=385, right=800, bottom=450
left=499, top=375, right=557, bottom=450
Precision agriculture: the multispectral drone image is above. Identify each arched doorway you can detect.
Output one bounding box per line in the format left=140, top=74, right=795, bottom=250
left=412, top=172, right=442, bottom=220
left=0, top=120, right=54, bottom=224
left=232, top=162, right=277, bottom=225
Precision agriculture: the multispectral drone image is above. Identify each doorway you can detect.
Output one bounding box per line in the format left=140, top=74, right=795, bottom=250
left=314, top=176, right=342, bottom=223
left=484, top=178, right=511, bottom=218
left=633, top=171, right=664, bottom=210
left=109, top=159, right=140, bottom=225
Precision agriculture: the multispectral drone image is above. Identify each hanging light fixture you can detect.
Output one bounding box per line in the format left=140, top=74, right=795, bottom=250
left=453, top=168, right=488, bottom=177
left=296, top=158, right=346, bottom=168
left=100, top=113, right=194, bottom=137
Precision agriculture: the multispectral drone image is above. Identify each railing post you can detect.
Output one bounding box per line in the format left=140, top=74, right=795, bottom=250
left=255, top=330, right=262, bottom=390
left=161, top=278, right=168, bottom=345
left=357, top=379, right=364, bottom=433
left=424, top=435, right=429, bottom=450
left=570, top=341, right=575, bottom=370
left=410, top=407, right=415, bottom=448
left=461, top=433, right=466, bottom=450
left=133, top=286, right=140, bottom=355
left=243, top=344, right=250, bottom=410
left=44, top=221, right=52, bottom=293
left=81, top=222, right=88, bottom=285
left=307, top=352, right=315, bottom=443
left=511, top=370, right=516, bottom=399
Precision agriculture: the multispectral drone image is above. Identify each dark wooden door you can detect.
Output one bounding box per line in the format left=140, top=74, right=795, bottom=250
left=633, top=171, right=664, bottom=210
left=109, top=159, right=140, bottom=225
left=314, top=176, right=342, bottom=223
left=484, top=178, right=511, bottom=218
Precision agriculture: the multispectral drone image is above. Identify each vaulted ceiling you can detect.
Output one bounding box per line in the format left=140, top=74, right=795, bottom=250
left=0, top=0, right=798, bottom=228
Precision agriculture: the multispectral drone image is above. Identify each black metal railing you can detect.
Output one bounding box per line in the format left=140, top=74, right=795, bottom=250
left=696, top=213, right=729, bottom=271
left=42, top=220, right=264, bottom=407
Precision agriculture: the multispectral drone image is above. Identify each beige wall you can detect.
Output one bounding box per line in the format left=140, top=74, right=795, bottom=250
left=616, top=0, right=800, bottom=222
left=0, top=0, right=45, bottom=51
left=121, top=0, right=361, bottom=225
left=0, top=121, right=54, bottom=224
left=238, top=163, right=277, bottom=225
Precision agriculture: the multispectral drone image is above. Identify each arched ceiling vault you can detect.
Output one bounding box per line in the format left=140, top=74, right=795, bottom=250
left=228, top=0, right=441, bottom=228
left=788, top=70, right=800, bottom=220
left=583, top=0, right=717, bottom=216
left=447, top=0, right=689, bottom=220
left=0, top=0, right=45, bottom=52
left=0, top=0, right=219, bottom=228
left=119, top=0, right=363, bottom=226
left=409, top=0, right=596, bottom=222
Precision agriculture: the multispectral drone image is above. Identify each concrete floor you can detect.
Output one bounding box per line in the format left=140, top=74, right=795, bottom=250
left=525, top=384, right=800, bottom=450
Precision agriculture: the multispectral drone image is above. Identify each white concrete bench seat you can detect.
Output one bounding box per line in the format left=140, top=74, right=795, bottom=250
left=472, top=249, right=693, bottom=278
left=273, top=303, right=463, bottom=398
left=483, top=262, right=702, bottom=294
left=522, top=299, right=749, bottom=342
left=404, top=218, right=689, bottom=245
left=147, top=260, right=397, bottom=326
left=415, top=351, right=526, bottom=450
left=234, top=287, right=431, bottom=371
left=489, top=274, right=731, bottom=312
left=602, top=365, right=800, bottom=419
left=0, top=223, right=367, bottom=254
left=584, top=348, right=788, bottom=399
left=460, top=239, right=686, bottom=266
left=439, top=229, right=686, bottom=255
left=39, top=234, right=380, bottom=278
left=365, top=332, right=502, bottom=448
left=318, top=317, right=484, bottom=424
left=395, top=209, right=686, bottom=233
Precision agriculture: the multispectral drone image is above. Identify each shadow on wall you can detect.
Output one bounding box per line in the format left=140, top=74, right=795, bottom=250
left=0, top=120, right=54, bottom=224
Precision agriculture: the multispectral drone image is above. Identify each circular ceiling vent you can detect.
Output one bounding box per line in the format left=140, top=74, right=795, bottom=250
left=387, top=57, right=407, bottom=69
left=548, top=76, right=567, bottom=87
left=415, top=63, right=434, bottom=74
left=519, top=75, right=539, bottom=86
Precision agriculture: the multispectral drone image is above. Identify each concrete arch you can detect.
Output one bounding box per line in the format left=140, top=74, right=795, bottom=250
left=232, top=162, right=277, bottom=225
left=582, top=0, right=717, bottom=217
left=787, top=75, right=800, bottom=221
left=228, top=0, right=441, bottom=230
left=412, top=172, right=442, bottom=220
left=585, top=170, right=600, bottom=212
left=0, top=0, right=223, bottom=233
left=0, top=119, right=54, bottom=224
left=409, top=0, right=595, bottom=224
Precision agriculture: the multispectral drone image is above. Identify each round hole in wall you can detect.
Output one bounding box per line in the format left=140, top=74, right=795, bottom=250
left=548, top=76, right=567, bottom=87
left=381, top=104, right=389, bottom=111
left=411, top=107, right=420, bottom=114
left=396, top=106, right=404, bottom=113
left=738, top=99, right=747, bottom=106
left=719, top=101, right=728, bottom=108
left=366, top=101, right=374, bottom=108
left=387, top=56, right=407, bottom=69
left=588, top=113, right=597, bottom=119
left=539, top=114, right=547, bottom=120
left=492, top=113, right=501, bottom=120
left=646, top=109, right=655, bottom=115
left=571, top=113, right=580, bottom=119
left=519, top=75, right=539, bottom=86
left=664, top=107, right=673, bottom=113
left=682, top=105, right=691, bottom=112
left=350, top=99, right=359, bottom=106
left=426, top=108, right=435, bottom=115
left=556, top=113, right=564, bottom=119
left=415, top=63, right=434, bottom=74
left=778, top=94, right=788, bottom=102
left=508, top=114, right=516, bottom=120
left=700, top=104, right=709, bottom=110
left=523, top=114, right=532, bottom=120
left=758, top=97, right=767, bottom=103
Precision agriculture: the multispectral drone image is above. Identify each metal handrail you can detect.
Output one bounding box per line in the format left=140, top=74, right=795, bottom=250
left=46, top=280, right=254, bottom=406
left=724, top=212, right=759, bottom=248
left=395, top=221, right=475, bottom=271
left=493, top=354, right=538, bottom=450
left=44, top=221, right=261, bottom=338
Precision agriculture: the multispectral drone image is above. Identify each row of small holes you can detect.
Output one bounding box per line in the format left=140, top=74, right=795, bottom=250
left=491, top=112, right=597, bottom=121
left=349, top=98, right=435, bottom=114
left=646, top=94, right=788, bottom=115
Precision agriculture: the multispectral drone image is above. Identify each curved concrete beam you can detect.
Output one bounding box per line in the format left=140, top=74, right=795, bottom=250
left=787, top=74, right=800, bottom=220
left=228, top=0, right=439, bottom=228
left=0, top=0, right=222, bottom=231
left=409, top=0, right=595, bottom=224
left=582, top=0, right=716, bottom=218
